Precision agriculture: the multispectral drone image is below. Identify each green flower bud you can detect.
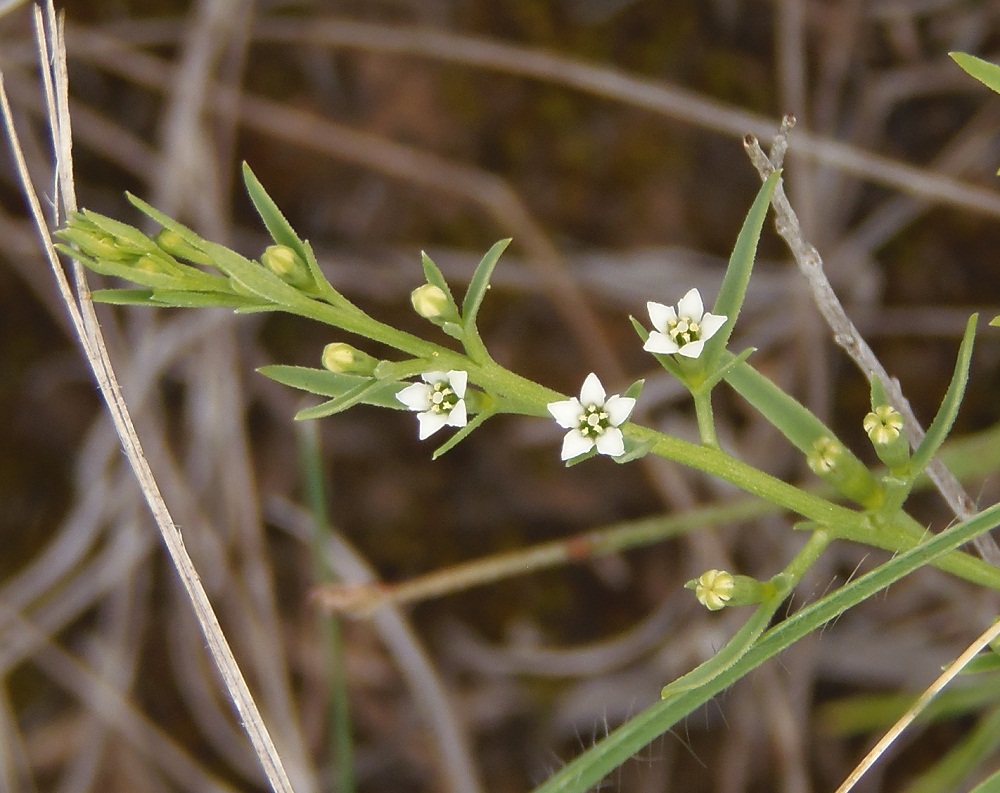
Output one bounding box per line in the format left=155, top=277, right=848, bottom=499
left=806, top=435, right=883, bottom=509
left=686, top=569, right=769, bottom=611
left=261, top=245, right=314, bottom=289
left=864, top=405, right=910, bottom=474
left=410, top=284, right=452, bottom=320
left=133, top=252, right=184, bottom=275
left=155, top=229, right=214, bottom=266
left=57, top=226, right=131, bottom=262
left=321, top=342, right=378, bottom=375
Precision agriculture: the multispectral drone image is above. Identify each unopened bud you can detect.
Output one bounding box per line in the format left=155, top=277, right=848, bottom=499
left=133, top=252, right=183, bottom=275
left=806, top=435, right=883, bottom=509
left=155, top=229, right=214, bottom=266
left=57, top=226, right=129, bottom=261
left=686, top=570, right=769, bottom=611
left=411, top=284, right=452, bottom=320
left=321, top=342, right=378, bottom=375
left=261, top=245, right=313, bottom=289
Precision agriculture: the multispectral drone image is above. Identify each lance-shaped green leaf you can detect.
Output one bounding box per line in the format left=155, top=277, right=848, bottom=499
left=725, top=358, right=882, bottom=508
left=258, top=365, right=406, bottom=409
left=910, top=314, right=978, bottom=476
left=242, top=162, right=311, bottom=264
left=295, top=379, right=387, bottom=420
left=951, top=52, right=1000, bottom=95
left=421, top=251, right=458, bottom=308
left=150, top=290, right=268, bottom=309
left=431, top=409, right=495, bottom=459
left=704, top=170, right=780, bottom=367
left=462, top=238, right=511, bottom=329
left=92, top=289, right=156, bottom=305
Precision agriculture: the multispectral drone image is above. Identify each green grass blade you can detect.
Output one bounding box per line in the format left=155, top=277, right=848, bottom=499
left=242, top=162, right=309, bottom=256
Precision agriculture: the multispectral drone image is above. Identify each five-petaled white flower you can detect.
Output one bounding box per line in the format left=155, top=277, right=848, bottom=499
left=547, top=373, right=636, bottom=461
left=644, top=288, right=727, bottom=359
left=397, top=370, right=468, bottom=440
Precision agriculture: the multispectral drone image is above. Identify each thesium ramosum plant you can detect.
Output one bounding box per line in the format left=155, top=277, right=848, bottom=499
left=47, top=53, right=1000, bottom=793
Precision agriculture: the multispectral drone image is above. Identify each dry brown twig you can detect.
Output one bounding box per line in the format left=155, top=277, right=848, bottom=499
left=744, top=115, right=1000, bottom=565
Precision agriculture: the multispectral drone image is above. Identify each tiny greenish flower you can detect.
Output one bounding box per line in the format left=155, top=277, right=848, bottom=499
left=644, top=288, right=727, bottom=359
left=261, top=245, right=314, bottom=289
left=807, top=436, right=841, bottom=474
left=321, top=342, right=378, bottom=375
left=547, top=373, right=636, bottom=461
left=411, top=284, right=450, bottom=320
left=864, top=405, right=904, bottom=446
left=688, top=569, right=735, bottom=611
left=396, top=370, right=468, bottom=440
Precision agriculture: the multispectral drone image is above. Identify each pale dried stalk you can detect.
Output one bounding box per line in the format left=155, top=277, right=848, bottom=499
left=835, top=617, right=1000, bottom=793
left=744, top=117, right=1000, bottom=565
left=0, top=5, right=296, bottom=792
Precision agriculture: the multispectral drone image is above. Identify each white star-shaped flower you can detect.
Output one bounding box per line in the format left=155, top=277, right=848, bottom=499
left=396, top=370, right=468, bottom=440
left=547, top=373, right=636, bottom=461
left=643, top=288, right=727, bottom=359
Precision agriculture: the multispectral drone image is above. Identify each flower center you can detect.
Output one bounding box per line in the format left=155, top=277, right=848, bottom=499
left=577, top=403, right=610, bottom=437
left=429, top=382, right=458, bottom=414
left=668, top=316, right=701, bottom=347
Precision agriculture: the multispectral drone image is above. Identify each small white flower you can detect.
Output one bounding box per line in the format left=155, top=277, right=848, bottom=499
left=397, top=370, right=468, bottom=440
left=644, top=288, right=727, bottom=359
left=547, top=373, right=636, bottom=461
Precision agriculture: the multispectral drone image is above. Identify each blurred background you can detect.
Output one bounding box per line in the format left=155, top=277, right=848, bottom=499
left=3, top=1, right=1000, bottom=791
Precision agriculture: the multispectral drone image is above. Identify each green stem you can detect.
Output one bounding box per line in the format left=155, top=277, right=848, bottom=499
left=692, top=388, right=718, bottom=447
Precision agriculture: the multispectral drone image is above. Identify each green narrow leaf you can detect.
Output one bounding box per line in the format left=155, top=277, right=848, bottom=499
left=462, top=238, right=511, bottom=328
left=242, top=162, right=310, bottom=260
left=294, top=379, right=387, bottom=420
left=699, top=346, right=755, bottom=392
left=55, top=245, right=185, bottom=290
left=431, top=409, right=495, bottom=459
left=622, top=379, right=645, bottom=401
left=91, top=288, right=155, bottom=305
left=706, top=170, right=780, bottom=365
left=724, top=359, right=833, bottom=452
left=870, top=374, right=889, bottom=411
left=991, top=316, right=1000, bottom=328
left=258, top=365, right=407, bottom=409
left=150, top=290, right=266, bottom=309
left=968, top=768, right=1000, bottom=793
left=421, top=251, right=457, bottom=306
left=951, top=52, right=1000, bottom=96
left=910, top=314, right=978, bottom=475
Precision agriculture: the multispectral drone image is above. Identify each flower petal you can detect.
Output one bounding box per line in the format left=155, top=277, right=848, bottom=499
left=643, top=332, right=680, bottom=355
left=446, top=399, right=468, bottom=428
left=579, top=373, right=606, bottom=406
left=676, top=288, right=704, bottom=321
left=561, top=429, right=594, bottom=461
left=604, top=395, right=636, bottom=427
left=421, top=370, right=448, bottom=384
left=417, top=410, right=450, bottom=439
left=647, top=301, right=676, bottom=333
left=676, top=339, right=706, bottom=358
left=396, top=382, right=432, bottom=411
left=447, top=370, right=468, bottom=398
left=700, top=312, right=727, bottom=341
left=547, top=398, right=583, bottom=429
left=595, top=427, right=625, bottom=457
